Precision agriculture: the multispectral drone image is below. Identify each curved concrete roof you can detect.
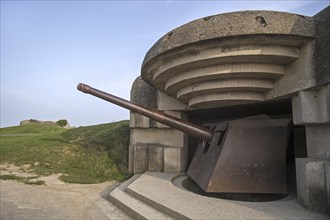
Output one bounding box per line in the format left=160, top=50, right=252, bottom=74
left=141, top=10, right=316, bottom=109
left=142, top=10, right=315, bottom=66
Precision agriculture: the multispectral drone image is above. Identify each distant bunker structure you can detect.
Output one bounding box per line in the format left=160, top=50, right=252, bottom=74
left=129, top=8, right=329, bottom=212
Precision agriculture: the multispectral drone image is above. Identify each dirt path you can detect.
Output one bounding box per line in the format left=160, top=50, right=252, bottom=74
left=0, top=175, right=131, bottom=220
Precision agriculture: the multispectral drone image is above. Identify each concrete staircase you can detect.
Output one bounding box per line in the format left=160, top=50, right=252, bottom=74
left=107, top=172, right=328, bottom=220
left=108, top=174, right=174, bottom=220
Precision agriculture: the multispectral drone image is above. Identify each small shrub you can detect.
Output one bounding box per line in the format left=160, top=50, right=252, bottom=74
left=56, top=119, right=68, bottom=127
left=0, top=175, right=45, bottom=185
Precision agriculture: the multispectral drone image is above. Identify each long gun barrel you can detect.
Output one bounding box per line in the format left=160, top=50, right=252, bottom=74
left=77, top=83, right=213, bottom=142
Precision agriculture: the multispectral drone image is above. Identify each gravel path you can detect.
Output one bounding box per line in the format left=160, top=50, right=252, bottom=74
left=0, top=175, right=131, bottom=220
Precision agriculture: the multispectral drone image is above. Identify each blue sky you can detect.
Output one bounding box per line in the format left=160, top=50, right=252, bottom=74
left=1, top=0, right=329, bottom=127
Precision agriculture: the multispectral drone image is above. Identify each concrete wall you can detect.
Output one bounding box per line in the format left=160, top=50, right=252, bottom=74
left=291, top=6, right=330, bottom=213
left=313, top=6, right=330, bottom=86
left=129, top=76, right=188, bottom=173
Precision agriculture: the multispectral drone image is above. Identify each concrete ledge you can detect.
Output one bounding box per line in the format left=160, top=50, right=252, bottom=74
left=130, top=128, right=185, bottom=148
left=156, top=91, right=187, bottom=111
left=177, top=79, right=274, bottom=103
left=189, top=91, right=265, bottom=108
left=156, top=46, right=293, bottom=89
left=155, top=110, right=187, bottom=128
left=165, top=63, right=285, bottom=96
left=121, top=172, right=328, bottom=220
left=130, top=113, right=153, bottom=128
left=292, top=84, right=330, bottom=125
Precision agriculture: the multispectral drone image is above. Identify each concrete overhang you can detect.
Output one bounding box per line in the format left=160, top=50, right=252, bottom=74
left=141, top=10, right=317, bottom=109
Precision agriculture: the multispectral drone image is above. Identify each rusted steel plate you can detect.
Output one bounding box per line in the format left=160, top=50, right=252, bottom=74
left=187, top=117, right=291, bottom=194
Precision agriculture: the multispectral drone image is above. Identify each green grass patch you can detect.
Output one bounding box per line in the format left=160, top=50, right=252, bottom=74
left=0, top=121, right=132, bottom=184
left=0, top=124, right=64, bottom=134
left=0, top=174, right=45, bottom=185
left=62, top=121, right=130, bottom=172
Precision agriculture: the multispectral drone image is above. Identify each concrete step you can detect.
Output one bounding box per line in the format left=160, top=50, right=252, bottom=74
left=125, top=173, right=192, bottom=220
left=125, top=172, right=329, bottom=220
left=108, top=172, right=328, bottom=220
left=109, top=188, right=172, bottom=220
left=126, top=185, right=189, bottom=220
left=93, top=197, right=133, bottom=220
left=108, top=174, right=172, bottom=220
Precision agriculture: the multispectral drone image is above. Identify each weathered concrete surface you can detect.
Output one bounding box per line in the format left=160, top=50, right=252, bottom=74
left=131, top=145, right=147, bottom=173
left=142, top=10, right=315, bottom=66
left=129, top=145, right=187, bottom=173
left=129, top=126, right=187, bottom=173
left=291, top=84, right=330, bottom=212
left=0, top=177, right=130, bottom=220
left=155, top=110, right=187, bottom=128
left=130, top=112, right=152, bottom=128
left=131, top=128, right=185, bottom=147
left=130, top=76, right=157, bottom=109
left=156, top=90, right=187, bottom=111
left=148, top=146, right=164, bottom=172
left=313, top=6, right=330, bottom=86
left=292, top=84, right=330, bottom=125
left=271, top=40, right=314, bottom=98
left=129, top=76, right=188, bottom=174
left=296, top=159, right=330, bottom=212
left=305, top=124, right=330, bottom=160
left=141, top=10, right=316, bottom=109
left=109, top=172, right=329, bottom=220
left=108, top=175, right=172, bottom=220
left=164, top=147, right=187, bottom=172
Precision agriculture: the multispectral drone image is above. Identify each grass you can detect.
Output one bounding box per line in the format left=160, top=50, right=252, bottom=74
left=0, top=174, right=45, bottom=185
left=0, top=121, right=132, bottom=184
left=0, top=123, right=64, bottom=134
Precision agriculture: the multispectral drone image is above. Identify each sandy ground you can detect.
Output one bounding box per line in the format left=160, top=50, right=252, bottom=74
left=0, top=164, right=131, bottom=220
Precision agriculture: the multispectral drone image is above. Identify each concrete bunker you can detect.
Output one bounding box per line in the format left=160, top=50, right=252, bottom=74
left=128, top=7, right=329, bottom=212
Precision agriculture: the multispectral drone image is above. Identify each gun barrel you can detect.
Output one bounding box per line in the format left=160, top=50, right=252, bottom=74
left=77, top=83, right=213, bottom=142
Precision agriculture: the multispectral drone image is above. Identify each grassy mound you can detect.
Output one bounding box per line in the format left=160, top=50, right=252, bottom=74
left=1, top=123, right=64, bottom=134
left=0, top=121, right=132, bottom=184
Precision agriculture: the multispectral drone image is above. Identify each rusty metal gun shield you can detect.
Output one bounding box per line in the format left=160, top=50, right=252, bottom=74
left=187, top=117, right=292, bottom=194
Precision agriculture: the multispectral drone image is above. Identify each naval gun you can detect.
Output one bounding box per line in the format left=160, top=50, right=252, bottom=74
left=77, top=83, right=291, bottom=194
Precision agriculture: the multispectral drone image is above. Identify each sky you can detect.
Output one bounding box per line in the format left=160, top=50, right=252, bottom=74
left=1, top=0, right=329, bottom=128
